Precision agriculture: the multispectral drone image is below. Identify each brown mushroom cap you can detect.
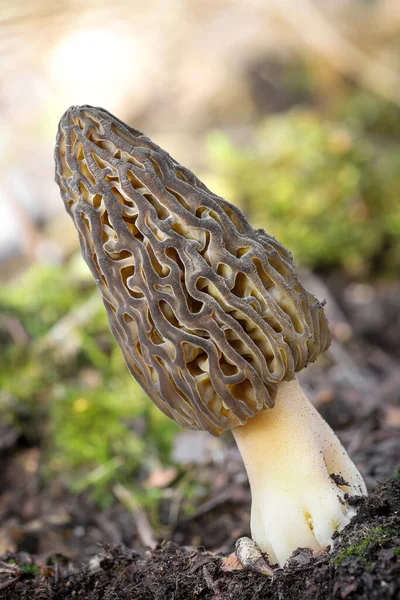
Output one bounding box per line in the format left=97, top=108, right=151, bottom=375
left=55, top=105, right=331, bottom=435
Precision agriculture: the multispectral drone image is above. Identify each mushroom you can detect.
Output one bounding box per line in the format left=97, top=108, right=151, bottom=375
left=54, top=106, right=367, bottom=569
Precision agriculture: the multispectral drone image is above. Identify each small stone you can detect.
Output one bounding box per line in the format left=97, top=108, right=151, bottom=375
left=235, top=537, right=274, bottom=576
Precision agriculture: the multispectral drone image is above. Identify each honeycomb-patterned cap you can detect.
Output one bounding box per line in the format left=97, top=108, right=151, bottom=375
left=55, top=105, right=331, bottom=435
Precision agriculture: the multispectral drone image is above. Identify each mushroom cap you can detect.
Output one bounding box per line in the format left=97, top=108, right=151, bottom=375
left=55, top=105, right=331, bottom=435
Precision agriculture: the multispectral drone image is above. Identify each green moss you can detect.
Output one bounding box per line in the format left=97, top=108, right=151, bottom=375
left=331, top=525, right=396, bottom=570
left=19, top=563, right=40, bottom=576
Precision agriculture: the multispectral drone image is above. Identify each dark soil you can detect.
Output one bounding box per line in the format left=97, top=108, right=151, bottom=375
left=1, top=479, right=399, bottom=599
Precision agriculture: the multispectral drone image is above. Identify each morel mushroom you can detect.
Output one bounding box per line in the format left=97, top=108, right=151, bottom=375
left=55, top=106, right=367, bottom=568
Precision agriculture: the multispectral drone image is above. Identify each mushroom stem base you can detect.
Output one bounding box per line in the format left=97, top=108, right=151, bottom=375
left=232, top=377, right=367, bottom=567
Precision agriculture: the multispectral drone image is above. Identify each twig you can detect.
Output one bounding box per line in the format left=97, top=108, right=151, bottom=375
left=0, top=577, right=19, bottom=591
left=39, top=293, right=100, bottom=351
left=167, top=470, right=196, bottom=528
left=0, top=561, right=21, bottom=591
left=180, top=488, right=233, bottom=523
left=113, top=483, right=157, bottom=550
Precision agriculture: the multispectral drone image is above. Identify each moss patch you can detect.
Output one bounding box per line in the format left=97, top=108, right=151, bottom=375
left=331, top=524, right=397, bottom=570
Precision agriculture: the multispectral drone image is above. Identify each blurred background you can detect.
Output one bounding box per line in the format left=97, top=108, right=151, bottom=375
left=1, top=0, right=399, bottom=561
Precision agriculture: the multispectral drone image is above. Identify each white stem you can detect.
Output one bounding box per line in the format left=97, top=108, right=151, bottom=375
left=232, top=378, right=367, bottom=567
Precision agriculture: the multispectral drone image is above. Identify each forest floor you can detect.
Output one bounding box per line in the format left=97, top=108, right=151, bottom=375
left=0, top=277, right=399, bottom=599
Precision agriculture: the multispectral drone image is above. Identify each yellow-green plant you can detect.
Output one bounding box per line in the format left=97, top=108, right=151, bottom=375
left=0, top=260, right=179, bottom=506
left=207, top=108, right=400, bottom=276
